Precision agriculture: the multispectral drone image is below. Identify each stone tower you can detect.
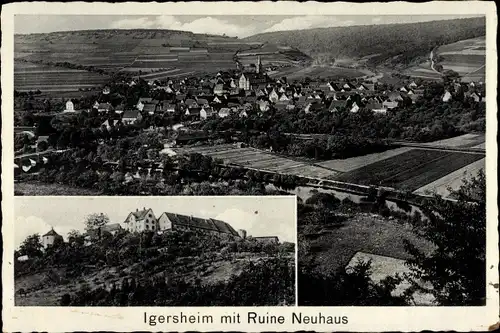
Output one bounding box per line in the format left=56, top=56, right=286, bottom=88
left=256, top=56, right=262, bottom=74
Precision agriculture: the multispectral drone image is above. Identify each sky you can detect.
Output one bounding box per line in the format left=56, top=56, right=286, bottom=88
left=14, top=196, right=296, bottom=248
left=14, top=15, right=482, bottom=38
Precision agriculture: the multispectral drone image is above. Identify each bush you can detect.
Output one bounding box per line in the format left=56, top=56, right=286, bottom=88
left=60, top=293, right=71, bottom=306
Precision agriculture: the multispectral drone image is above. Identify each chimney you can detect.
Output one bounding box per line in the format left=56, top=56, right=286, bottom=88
left=143, top=207, right=145, bottom=211
left=136, top=208, right=138, bottom=212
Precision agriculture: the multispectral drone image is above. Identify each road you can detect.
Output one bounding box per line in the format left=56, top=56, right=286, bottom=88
left=429, top=48, right=443, bottom=75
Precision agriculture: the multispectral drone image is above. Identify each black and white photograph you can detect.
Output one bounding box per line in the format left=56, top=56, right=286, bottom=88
left=11, top=12, right=489, bottom=306
left=14, top=196, right=296, bottom=306
left=2, top=1, right=498, bottom=332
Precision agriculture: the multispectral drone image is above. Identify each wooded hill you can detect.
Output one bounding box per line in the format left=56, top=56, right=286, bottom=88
left=244, top=17, right=486, bottom=66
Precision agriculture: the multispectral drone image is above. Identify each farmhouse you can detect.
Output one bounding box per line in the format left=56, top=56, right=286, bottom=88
left=42, top=228, right=64, bottom=249
left=442, top=90, right=453, bottom=102
left=123, top=207, right=158, bottom=232
left=94, top=101, right=112, bottom=113
left=63, top=100, right=76, bottom=113
left=200, top=106, right=214, bottom=119
left=122, top=110, right=142, bottom=125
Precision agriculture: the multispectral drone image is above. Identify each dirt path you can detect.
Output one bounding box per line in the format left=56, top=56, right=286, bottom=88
left=429, top=48, right=443, bottom=75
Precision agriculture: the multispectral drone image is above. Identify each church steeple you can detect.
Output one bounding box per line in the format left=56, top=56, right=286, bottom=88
left=256, top=56, right=262, bottom=74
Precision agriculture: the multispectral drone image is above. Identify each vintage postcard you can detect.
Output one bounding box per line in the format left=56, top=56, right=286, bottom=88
left=2, top=1, right=498, bottom=332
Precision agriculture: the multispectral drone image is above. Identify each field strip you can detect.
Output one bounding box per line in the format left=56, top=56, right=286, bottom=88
left=15, top=69, right=87, bottom=73
left=317, top=147, right=413, bottom=173
left=471, top=142, right=486, bottom=149
left=141, top=68, right=178, bottom=75
left=463, top=64, right=486, bottom=76
left=168, top=71, right=196, bottom=78
left=413, top=158, right=485, bottom=197
left=380, top=151, right=453, bottom=184
left=439, top=50, right=485, bottom=56
left=15, top=84, right=103, bottom=88
left=416, top=133, right=485, bottom=148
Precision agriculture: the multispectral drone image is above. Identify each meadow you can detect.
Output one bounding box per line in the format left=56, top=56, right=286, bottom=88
left=300, top=214, right=435, bottom=276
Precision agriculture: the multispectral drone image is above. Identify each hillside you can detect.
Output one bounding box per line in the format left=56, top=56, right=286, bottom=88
left=15, top=229, right=295, bottom=306
left=15, top=29, right=308, bottom=77
left=244, top=17, right=486, bottom=68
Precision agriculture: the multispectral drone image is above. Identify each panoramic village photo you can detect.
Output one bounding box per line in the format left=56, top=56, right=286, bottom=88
left=14, top=196, right=296, bottom=306
left=12, top=13, right=488, bottom=307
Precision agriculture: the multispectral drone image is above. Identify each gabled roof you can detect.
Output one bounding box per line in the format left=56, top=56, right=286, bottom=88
left=196, top=98, right=209, bottom=105
left=138, top=97, right=153, bottom=104
left=43, top=228, right=61, bottom=237
left=185, top=98, right=197, bottom=106
left=162, top=212, right=238, bottom=236
left=142, top=104, right=156, bottom=113
left=187, top=107, right=201, bottom=115
left=122, top=110, right=140, bottom=119
left=328, top=100, right=346, bottom=110
left=130, top=208, right=151, bottom=220
left=103, top=223, right=122, bottom=232
left=97, top=102, right=112, bottom=110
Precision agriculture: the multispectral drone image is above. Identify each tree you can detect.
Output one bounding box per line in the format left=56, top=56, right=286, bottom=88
left=37, top=140, right=49, bottom=152
left=84, top=213, right=110, bottom=232
left=19, top=234, right=43, bottom=258
left=403, top=170, right=486, bottom=305
left=60, top=293, right=72, bottom=306
left=67, top=229, right=85, bottom=246
left=298, top=260, right=406, bottom=306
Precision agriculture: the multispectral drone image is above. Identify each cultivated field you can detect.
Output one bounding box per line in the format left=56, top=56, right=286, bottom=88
left=403, top=60, right=443, bottom=80
left=436, top=36, right=485, bottom=81
left=416, top=133, right=485, bottom=148
left=317, top=147, right=413, bottom=172
left=14, top=62, right=109, bottom=92
left=15, top=31, right=274, bottom=79
left=175, top=145, right=338, bottom=179
left=413, top=157, right=485, bottom=198
left=331, top=149, right=484, bottom=191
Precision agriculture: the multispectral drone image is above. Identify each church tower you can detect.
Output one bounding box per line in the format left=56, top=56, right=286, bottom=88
left=256, top=56, right=262, bottom=74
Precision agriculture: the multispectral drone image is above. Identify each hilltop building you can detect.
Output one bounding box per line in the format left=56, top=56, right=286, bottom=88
left=157, top=212, right=240, bottom=237
left=42, top=228, right=64, bottom=248
left=123, top=208, right=158, bottom=232
left=254, top=236, right=279, bottom=244
left=123, top=208, right=243, bottom=238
